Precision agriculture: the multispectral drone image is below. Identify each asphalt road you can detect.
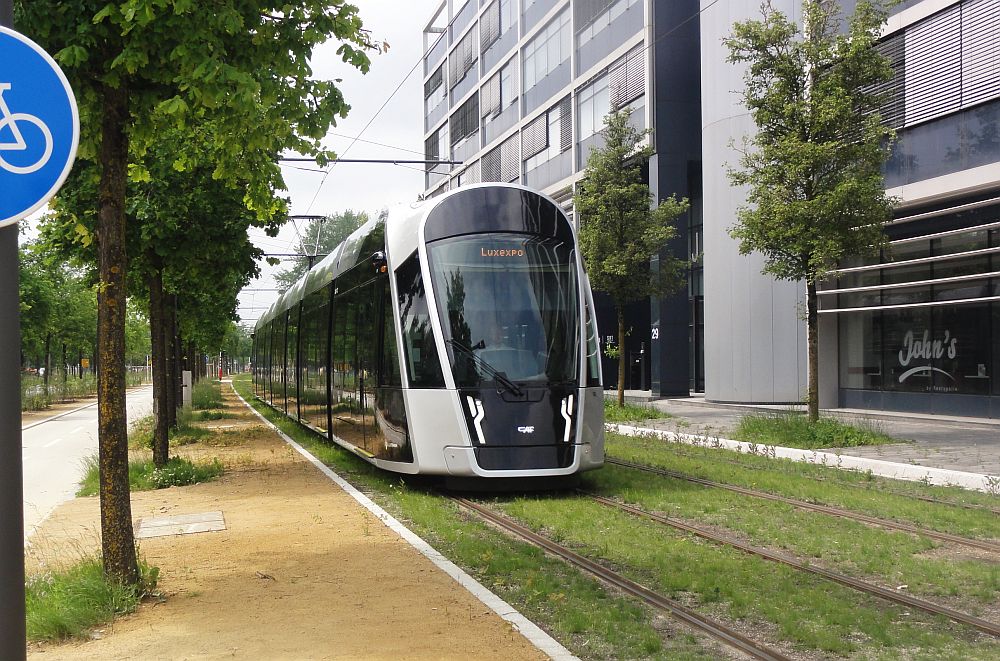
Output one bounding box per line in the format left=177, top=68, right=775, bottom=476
left=22, top=386, right=153, bottom=543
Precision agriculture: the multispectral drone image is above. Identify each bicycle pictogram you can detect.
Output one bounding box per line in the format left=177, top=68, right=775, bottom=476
left=0, top=82, right=54, bottom=175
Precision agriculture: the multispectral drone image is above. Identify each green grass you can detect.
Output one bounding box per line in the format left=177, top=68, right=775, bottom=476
left=127, top=413, right=213, bottom=450
left=26, top=556, right=158, bottom=641
left=603, top=398, right=671, bottom=423
left=607, top=432, right=1000, bottom=540
left=77, top=456, right=223, bottom=496
left=497, top=494, right=998, bottom=657
left=192, top=380, right=223, bottom=409
left=193, top=409, right=235, bottom=421
left=587, top=457, right=999, bottom=606
left=733, top=412, right=897, bottom=449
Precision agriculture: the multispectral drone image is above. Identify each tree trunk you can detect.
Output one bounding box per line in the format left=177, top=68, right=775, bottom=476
left=806, top=280, right=819, bottom=423
left=62, top=342, right=67, bottom=387
left=96, top=79, right=140, bottom=586
left=148, top=265, right=169, bottom=467
left=165, top=293, right=178, bottom=428
left=617, top=306, right=626, bottom=407
left=78, top=349, right=83, bottom=379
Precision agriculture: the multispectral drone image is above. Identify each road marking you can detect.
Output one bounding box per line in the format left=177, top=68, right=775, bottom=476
left=68, top=426, right=82, bottom=434
left=43, top=437, right=63, bottom=448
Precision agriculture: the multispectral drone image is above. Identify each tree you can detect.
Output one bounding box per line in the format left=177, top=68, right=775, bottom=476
left=576, top=108, right=689, bottom=407
left=725, top=0, right=896, bottom=421
left=18, top=0, right=377, bottom=586
left=274, top=210, right=368, bottom=292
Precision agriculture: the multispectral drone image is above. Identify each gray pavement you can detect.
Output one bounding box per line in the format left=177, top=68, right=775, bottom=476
left=619, top=391, right=1000, bottom=477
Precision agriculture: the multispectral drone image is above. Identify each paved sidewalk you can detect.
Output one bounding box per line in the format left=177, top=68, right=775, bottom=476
left=619, top=391, right=1000, bottom=477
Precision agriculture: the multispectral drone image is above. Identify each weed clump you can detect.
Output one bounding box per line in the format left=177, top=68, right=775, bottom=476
left=26, top=556, right=158, bottom=641
left=734, top=413, right=896, bottom=450
left=603, top=398, right=671, bottom=423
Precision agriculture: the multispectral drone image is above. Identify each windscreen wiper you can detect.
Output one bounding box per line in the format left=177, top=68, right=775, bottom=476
left=447, top=339, right=523, bottom=397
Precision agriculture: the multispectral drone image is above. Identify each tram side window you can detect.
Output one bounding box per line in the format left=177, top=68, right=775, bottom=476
left=396, top=252, right=445, bottom=388
left=584, top=300, right=601, bottom=387
left=380, top=278, right=403, bottom=388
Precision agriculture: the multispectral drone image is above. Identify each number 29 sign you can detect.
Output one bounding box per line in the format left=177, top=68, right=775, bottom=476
left=0, top=26, right=79, bottom=228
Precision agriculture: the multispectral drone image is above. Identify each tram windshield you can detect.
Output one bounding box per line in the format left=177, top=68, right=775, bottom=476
left=426, top=234, right=580, bottom=388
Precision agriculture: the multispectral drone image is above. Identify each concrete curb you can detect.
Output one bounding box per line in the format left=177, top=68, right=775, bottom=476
left=233, top=386, right=578, bottom=661
left=608, top=423, right=999, bottom=493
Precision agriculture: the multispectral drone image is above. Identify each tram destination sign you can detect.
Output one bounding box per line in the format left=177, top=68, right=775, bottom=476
left=0, top=26, right=79, bottom=227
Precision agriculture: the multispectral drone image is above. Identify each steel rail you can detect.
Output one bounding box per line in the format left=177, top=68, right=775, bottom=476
left=452, top=497, right=792, bottom=661
left=607, top=458, right=1000, bottom=554
left=586, top=493, right=1000, bottom=638
left=615, top=449, right=1000, bottom=516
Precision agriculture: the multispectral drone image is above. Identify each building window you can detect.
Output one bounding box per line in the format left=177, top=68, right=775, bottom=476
left=481, top=0, right=515, bottom=54
left=481, top=58, right=518, bottom=119
left=424, top=64, right=447, bottom=119
left=482, top=133, right=519, bottom=183
left=575, top=0, right=640, bottom=50
left=449, top=28, right=478, bottom=91
left=522, top=9, right=571, bottom=91
left=450, top=94, right=480, bottom=147
left=523, top=97, right=571, bottom=172
left=577, top=74, right=610, bottom=144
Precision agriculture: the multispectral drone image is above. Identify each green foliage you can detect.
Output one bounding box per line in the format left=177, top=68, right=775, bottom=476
left=26, top=556, right=158, bottom=641
left=734, top=412, right=896, bottom=449
left=274, top=210, right=369, bottom=292
left=77, top=455, right=223, bottom=496
left=603, top=398, right=671, bottom=423
left=18, top=240, right=98, bottom=369
left=576, top=109, right=689, bottom=307
left=724, top=0, right=896, bottom=283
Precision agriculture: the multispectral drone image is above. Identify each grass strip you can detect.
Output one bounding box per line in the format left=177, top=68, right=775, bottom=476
left=603, top=398, right=672, bottom=423
left=608, top=432, right=1000, bottom=539
left=77, top=456, right=223, bottom=496
left=587, top=462, right=999, bottom=605
left=498, top=495, right=999, bottom=658
left=26, top=556, right=158, bottom=641
left=732, top=412, right=897, bottom=449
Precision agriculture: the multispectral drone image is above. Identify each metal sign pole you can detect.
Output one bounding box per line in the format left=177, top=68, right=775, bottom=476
left=0, top=0, right=27, bottom=656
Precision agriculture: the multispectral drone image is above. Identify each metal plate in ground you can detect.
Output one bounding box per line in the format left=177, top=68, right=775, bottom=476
left=135, top=511, right=226, bottom=539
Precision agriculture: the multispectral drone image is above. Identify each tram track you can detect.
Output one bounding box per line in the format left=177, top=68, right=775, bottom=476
left=613, top=445, right=1000, bottom=516
left=452, top=496, right=794, bottom=661
left=607, top=457, right=1000, bottom=554
left=583, top=491, right=1000, bottom=638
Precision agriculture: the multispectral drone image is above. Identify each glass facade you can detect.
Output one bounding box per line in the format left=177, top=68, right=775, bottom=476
left=832, top=214, right=1000, bottom=407
left=840, top=303, right=998, bottom=396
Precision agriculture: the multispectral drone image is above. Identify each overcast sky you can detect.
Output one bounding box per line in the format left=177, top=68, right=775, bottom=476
left=240, top=0, right=440, bottom=326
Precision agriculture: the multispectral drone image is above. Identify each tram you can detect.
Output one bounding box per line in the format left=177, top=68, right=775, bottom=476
left=251, top=183, right=604, bottom=479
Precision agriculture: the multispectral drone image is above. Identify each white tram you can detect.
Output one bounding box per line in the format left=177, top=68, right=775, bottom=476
left=252, top=184, right=604, bottom=480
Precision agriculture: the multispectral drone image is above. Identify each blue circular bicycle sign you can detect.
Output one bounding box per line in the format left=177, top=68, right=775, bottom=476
left=0, top=26, right=79, bottom=228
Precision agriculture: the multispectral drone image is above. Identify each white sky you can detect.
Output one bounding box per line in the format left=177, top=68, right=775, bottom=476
left=239, top=0, right=440, bottom=326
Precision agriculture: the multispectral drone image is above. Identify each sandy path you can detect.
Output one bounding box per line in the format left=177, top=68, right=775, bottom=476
left=26, top=384, right=548, bottom=660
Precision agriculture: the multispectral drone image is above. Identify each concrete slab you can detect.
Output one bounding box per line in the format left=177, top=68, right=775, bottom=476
left=135, top=510, right=226, bottom=539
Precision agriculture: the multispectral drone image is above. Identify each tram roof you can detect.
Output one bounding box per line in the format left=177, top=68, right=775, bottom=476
left=254, top=183, right=563, bottom=330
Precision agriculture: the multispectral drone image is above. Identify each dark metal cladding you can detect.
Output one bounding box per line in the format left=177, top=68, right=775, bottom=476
left=424, top=186, right=574, bottom=243
left=460, top=386, right=577, bottom=470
